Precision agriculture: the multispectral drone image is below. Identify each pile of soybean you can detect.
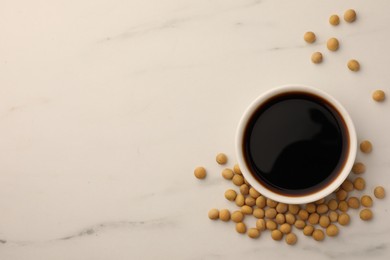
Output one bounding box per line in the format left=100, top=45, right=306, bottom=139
left=194, top=147, right=385, bottom=245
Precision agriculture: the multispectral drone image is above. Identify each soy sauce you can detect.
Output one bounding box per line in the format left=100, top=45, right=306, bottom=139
left=243, top=92, right=349, bottom=196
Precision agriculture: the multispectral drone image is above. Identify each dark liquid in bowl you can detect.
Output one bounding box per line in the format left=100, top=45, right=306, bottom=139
left=243, top=92, right=349, bottom=196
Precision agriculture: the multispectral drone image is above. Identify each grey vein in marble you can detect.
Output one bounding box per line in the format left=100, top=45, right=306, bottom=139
left=100, top=0, right=262, bottom=42
left=0, top=218, right=170, bottom=246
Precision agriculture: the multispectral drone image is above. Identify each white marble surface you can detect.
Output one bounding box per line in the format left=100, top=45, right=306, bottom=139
left=1, top=0, right=389, bottom=259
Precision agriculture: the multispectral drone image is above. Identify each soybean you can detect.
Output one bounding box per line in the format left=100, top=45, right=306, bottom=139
left=208, top=209, right=219, bottom=220
left=233, top=164, right=242, bottom=175
left=248, top=228, right=260, bottom=238
left=344, top=9, right=357, bottom=23
left=219, top=209, right=231, bottom=221
left=280, top=223, right=292, bottom=234
left=312, top=229, right=325, bottom=241
left=224, top=189, right=237, bottom=201
left=354, top=177, right=366, bottom=191
left=216, top=153, right=228, bottom=164
left=352, top=162, right=366, bottom=174
left=372, top=90, right=385, bottom=102
left=271, top=230, right=283, bottom=241
left=194, top=167, right=206, bottom=179
left=326, top=224, right=339, bottom=237
left=360, top=140, right=372, bottom=153
left=231, top=211, right=244, bottom=223
left=222, top=168, right=234, bottom=180
left=304, top=31, right=316, bottom=43
left=253, top=208, right=265, bottom=219
left=236, top=222, right=246, bottom=234
left=285, top=233, right=298, bottom=245
left=338, top=213, right=350, bottom=226
left=374, top=186, right=385, bottom=199
left=329, top=14, right=340, bottom=26
left=347, top=59, right=360, bottom=72
left=361, top=195, right=373, bottom=207
left=360, top=209, right=373, bottom=221
left=327, top=38, right=339, bottom=51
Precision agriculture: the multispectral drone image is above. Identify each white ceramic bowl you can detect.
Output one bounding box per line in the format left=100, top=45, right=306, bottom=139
left=235, top=85, right=357, bottom=204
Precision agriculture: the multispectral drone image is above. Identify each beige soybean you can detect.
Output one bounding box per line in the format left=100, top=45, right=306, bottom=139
left=360, top=208, right=373, bottom=221
left=319, top=215, right=330, bottom=228
left=216, top=153, right=228, bottom=164
left=232, top=174, right=244, bottom=186
left=233, top=164, right=242, bottom=175
left=311, top=52, right=323, bottom=64
left=285, top=213, right=296, bottom=225
left=329, top=211, right=339, bottom=222
left=253, top=208, right=265, bottom=219
left=329, top=14, right=340, bottom=26
left=328, top=199, right=338, bottom=211
left=236, top=222, right=246, bottom=234
left=315, top=198, right=325, bottom=205
left=347, top=59, right=360, bottom=72
left=288, top=204, right=300, bottom=215
left=347, top=197, right=360, bottom=209
left=265, top=208, right=277, bottom=219
left=326, top=224, right=339, bottom=237
left=303, top=225, right=314, bottom=236
left=372, top=90, right=386, bottom=102
left=285, top=233, right=298, bottom=245
left=241, top=205, right=253, bottom=215
left=352, top=162, right=366, bottom=174
left=341, top=179, right=354, bottom=192
left=240, top=184, right=250, bottom=195
left=336, top=189, right=348, bottom=201
left=344, top=9, right=357, bottom=23
left=317, top=204, right=329, bottom=214
left=275, top=213, right=286, bottom=224
left=306, top=203, right=316, bottom=213
left=194, top=167, right=206, bottom=179
left=280, top=223, right=292, bottom=234
left=224, top=189, right=237, bottom=201
left=248, top=228, right=260, bottom=239
left=249, top=188, right=261, bottom=199
left=338, top=213, right=350, bottom=226
left=354, top=177, right=366, bottom=191
left=327, top=38, right=339, bottom=51
left=271, top=230, right=283, bottom=241
left=294, top=220, right=306, bottom=229
left=361, top=195, right=373, bottom=207
left=313, top=229, right=325, bottom=241
left=267, top=198, right=278, bottom=208
left=245, top=196, right=256, bottom=207
left=256, top=196, right=266, bottom=208
left=360, top=140, right=372, bottom=153
left=298, top=209, right=309, bottom=220
left=304, top=31, right=316, bottom=43
left=276, top=203, right=288, bottom=214
left=231, top=211, right=244, bottom=223
left=374, top=186, right=385, bottom=199
left=235, top=194, right=245, bottom=207
left=266, top=220, right=277, bottom=230
left=256, top=219, right=266, bottom=231
left=308, top=213, right=320, bottom=225
left=219, top=209, right=231, bottom=221
left=221, top=168, right=234, bottom=180
left=338, top=201, right=349, bottom=212
left=208, top=209, right=219, bottom=220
